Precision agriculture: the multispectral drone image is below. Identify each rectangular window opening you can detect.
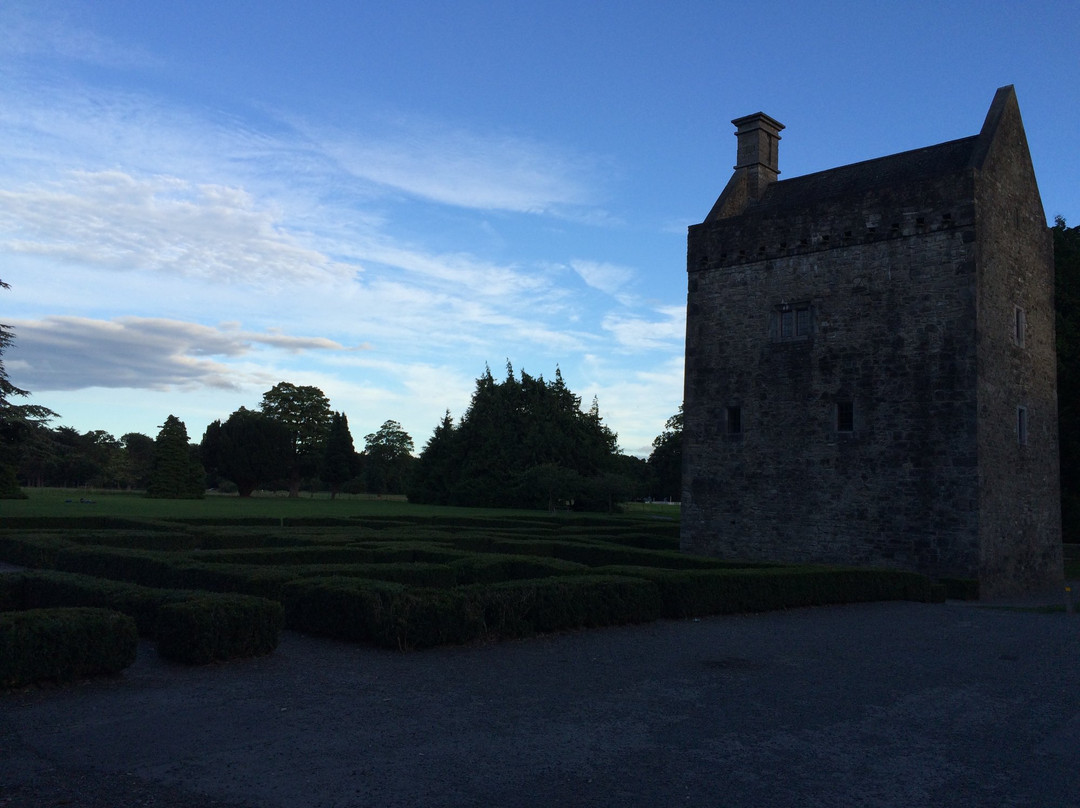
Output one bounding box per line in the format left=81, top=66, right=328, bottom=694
left=837, top=401, right=854, bottom=433
left=775, top=302, right=811, bottom=341
left=1017, top=406, right=1028, bottom=446
left=726, top=405, right=742, bottom=435
left=1014, top=306, right=1026, bottom=347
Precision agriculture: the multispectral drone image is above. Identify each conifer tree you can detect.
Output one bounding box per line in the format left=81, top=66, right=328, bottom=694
left=147, top=415, right=205, bottom=499
left=0, top=279, right=57, bottom=498
left=321, top=411, right=357, bottom=499
left=410, top=363, right=625, bottom=510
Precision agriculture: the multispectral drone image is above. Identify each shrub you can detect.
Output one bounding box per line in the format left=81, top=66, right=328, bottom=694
left=472, top=575, right=661, bottom=639
left=9, top=570, right=282, bottom=664
left=448, top=553, right=587, bottom=584
left=156, top=595, right=283, bottom=664
left=281, top=576, right=406, bottom=643
left=0, top=573, right=25, bottom=611
left=0, top=607, right=138, bottom=687
left=595, top=565, right=933, bottom=618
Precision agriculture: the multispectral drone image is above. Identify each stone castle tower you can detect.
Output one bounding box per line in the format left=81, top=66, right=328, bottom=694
left=681, top=86, right=1062, bottom=597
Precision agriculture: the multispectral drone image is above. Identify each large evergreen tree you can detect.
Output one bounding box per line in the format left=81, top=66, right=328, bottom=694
left=0, top=279, right=57, bottom=497
left=322, top=411, right=357, bottom=499
left=409, top=363, right=625, bottom=510
left=408, top=410, right=456, bottom=505
left=146, top=415, right=205, bottom=499
left=202, top=408, right=291, bottom=497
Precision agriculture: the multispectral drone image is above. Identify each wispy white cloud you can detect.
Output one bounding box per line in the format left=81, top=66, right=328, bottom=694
left=0, top=5, right=160, bottom=70
left=570, top=258, right=639, bottom=305
left=8, top=316, right=354, bottom=392
left=314, top=119, right=598, bottom=214
left=0, top=171, right=356, bottom=284
left=581, top=353, right=685, bottom=457
left=601, top=305, right=686, bottom=351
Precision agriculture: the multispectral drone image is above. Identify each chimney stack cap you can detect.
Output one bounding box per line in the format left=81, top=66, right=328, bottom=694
left=731, top=112, right=785, bottom=134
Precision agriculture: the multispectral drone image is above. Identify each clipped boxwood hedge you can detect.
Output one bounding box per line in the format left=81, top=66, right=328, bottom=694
left=156, top=595, right=282, bottom=664
left=0, top=607, right=138, bottom=688
left=3, top=570, right=282, bottom=664
left=282, top=576, right=406, bottom=644
left=594, top=565, right=933, bottom=618
left=282, top=573, right=661, bottom=650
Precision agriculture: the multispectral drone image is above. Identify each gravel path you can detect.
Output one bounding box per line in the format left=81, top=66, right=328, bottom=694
left=2, top=600, right=1077, bottom=808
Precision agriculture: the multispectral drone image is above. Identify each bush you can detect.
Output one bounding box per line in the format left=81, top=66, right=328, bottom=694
left=0, top=573, right=25, bottom=611
left=282, top=576, right=407, bottom=643
left=0, top=607, right=138, bottom=687
left=6, top=570, right=282, bottom=664
left=595, top=565, right=933, bottom=618
left=156, top=595, right=283, bottom=664
left=282, top=574, right=660, bottom=650
left=474, top=575, right=661, bottom=639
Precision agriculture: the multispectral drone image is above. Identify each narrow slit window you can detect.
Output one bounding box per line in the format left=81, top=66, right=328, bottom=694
left=1017, top=407, right=1028, bottom=446
left=837, top=401, right=854, bottom=433
left=726, top=405, right=742, bottom=435
left=1014, top=306, right=1026, bottom=347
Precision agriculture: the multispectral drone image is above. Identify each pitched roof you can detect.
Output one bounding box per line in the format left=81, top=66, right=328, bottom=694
left=749, top=135, right=979, bottom=213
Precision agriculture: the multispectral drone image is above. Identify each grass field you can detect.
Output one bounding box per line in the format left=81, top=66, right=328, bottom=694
left=0, top=487, right=681, bottom=522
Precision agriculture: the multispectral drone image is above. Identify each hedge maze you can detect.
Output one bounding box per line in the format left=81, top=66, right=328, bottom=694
left=0, top=514, right=940, bottom=684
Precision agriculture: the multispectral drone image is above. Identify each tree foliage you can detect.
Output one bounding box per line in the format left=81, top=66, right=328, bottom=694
left=362, top=419, right=414, bottom=495
left=408, top=364, right=628, bottom=510
left=259, top=382, right=332, bottom=497
left=146, top=415, right=205, bottom=499
left=322, top=411, right=357, bottom=499
left=647, top=406, right=683, bottom=502
left=201, top=408, right=292, bottom=497
left=0, top=279, right=57, bottom=498
left=1055, top=216, right=1080, bottom=542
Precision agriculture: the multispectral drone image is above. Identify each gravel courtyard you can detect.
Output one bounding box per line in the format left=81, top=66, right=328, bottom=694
left=2, top=599, right=1077, bottom=808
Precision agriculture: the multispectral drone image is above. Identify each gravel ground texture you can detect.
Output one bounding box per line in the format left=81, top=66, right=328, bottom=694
left=1, top=599, right=1077, bottom=808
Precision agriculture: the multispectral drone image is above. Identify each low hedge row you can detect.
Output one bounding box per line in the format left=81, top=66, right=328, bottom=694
left=0, top=571, right=282, bottom=664
left=937, top=577, right=980, bottom=600
left=595, top=565, right=934, bottom=618
left=283, top=574, right=660, bottom=650
left=0, top=607, right=138, bottom=688
left=189, top=542, right=467, bottom=566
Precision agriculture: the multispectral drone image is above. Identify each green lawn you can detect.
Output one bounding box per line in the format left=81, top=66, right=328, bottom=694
left=0, top=487, right=679, bottom=523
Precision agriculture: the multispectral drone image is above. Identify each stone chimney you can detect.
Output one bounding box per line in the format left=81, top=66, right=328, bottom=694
left=704, top=111, right=785, bottom=222
left=732, top=112, right=784, bottom=200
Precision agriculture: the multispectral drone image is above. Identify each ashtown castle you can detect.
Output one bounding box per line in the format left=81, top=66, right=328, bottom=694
left=681, top=86, right=1061, bottom=597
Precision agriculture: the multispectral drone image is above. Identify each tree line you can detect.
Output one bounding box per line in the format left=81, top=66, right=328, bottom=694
left=0, top=344, right=681, bottom=508
left=1, top=381, right=419, bottom=501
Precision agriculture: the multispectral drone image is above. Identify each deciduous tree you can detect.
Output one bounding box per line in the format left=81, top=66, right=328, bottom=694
left=647, top=406, right=683, bottom=502
left=362, top=419, right=414, bottom=495
left=260, top=382, right=332, bottom=497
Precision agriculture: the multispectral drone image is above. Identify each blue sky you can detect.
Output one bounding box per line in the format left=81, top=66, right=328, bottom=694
left=1, top=1, right=1077, bottom=457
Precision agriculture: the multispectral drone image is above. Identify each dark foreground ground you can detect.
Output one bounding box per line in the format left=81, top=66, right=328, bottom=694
left=1, top=599, right=1077, bottom=808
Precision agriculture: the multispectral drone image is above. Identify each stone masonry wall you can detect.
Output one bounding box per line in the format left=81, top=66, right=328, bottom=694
left=682, top=174, right=984, bottom=579
left=972, top=97, right=1062, bottom=596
